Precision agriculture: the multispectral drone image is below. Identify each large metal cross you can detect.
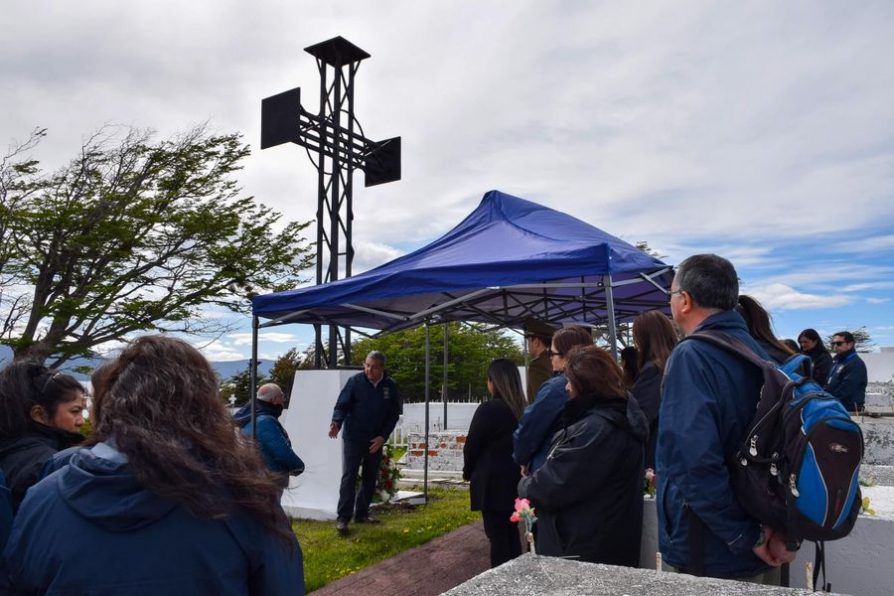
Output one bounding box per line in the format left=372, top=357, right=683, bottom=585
left=261, top=36, right=401, bottom=368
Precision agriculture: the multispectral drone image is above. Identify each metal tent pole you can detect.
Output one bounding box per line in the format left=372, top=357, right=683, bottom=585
left=250, top=316, right=259, bottom=438
left=442, top=323, right=448, bottom=428
left=604, top=275, right=619, bottom=360
left=423, top=320, right=431, bottom=504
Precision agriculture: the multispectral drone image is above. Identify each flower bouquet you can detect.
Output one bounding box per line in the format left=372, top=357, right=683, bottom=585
left=643, top=467, right=656, bottom=497
left=510, top=497, right=537, bottom=554
left=376, top=444, right=401, bottom=503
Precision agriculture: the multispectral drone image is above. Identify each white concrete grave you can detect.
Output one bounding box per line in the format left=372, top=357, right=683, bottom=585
left=278, top=368, right=358, bottom=520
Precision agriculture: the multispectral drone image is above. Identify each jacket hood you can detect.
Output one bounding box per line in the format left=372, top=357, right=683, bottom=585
left=233, top=400, right=282, bottom=427
left=0, top=423, right=82, bottom=460
left=55, top=444, right=177, bottom=532
left=565, top=396, right=649, bottom=443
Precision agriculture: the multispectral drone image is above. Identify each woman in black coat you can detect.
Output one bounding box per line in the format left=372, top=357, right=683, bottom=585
left=0, top=361, right=85, bottom=511
left=799, top=328, right=834, bottom=386
left=463, top=358, right=527, bottom=567
left=630, top=310, right=678, bottom=469
left=518, top=346, right=648, bottom=566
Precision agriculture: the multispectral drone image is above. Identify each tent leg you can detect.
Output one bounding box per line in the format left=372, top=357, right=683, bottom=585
left=604, top=274, right=619, bottom=360
left=424, top=320, right=430, bottom=504
left=442, top=323, right=448, bottom=428
left=250, top=316, right=259, bottom=438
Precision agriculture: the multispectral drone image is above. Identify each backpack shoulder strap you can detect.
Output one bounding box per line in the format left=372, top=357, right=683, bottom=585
left=685, top=330, right=775, bottom=371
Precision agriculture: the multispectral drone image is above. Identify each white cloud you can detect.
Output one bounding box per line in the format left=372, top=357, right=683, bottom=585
left=836, top=234, right=894, bottom=254
left=3, top=1, right=894, bottom=359
left=228, top=332, right=302, bottom=347
left=746, top=283, right=854, bottom=311
left=867, top=298, right=890, bottom=304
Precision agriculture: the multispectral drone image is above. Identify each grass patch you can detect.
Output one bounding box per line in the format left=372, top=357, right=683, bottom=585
left=293, top=485, right=477, bottom=592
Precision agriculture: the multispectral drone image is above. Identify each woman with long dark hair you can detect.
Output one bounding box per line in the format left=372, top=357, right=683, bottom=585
left=518, top=345, right=647, bottom=566
left=3, top=336, right=304, bottom=595
left=735, top=295, right=796, bottom=364
left=463, top=358, right=527, bottom=567
left=631, top=310, right=678, bottom=468
left=0, top=362, right=85, bottom=511
left=798, top=328, right=833, bottom=386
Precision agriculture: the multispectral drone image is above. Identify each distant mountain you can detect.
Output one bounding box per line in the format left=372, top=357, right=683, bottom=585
left=0, top=346, right=274, bottom=382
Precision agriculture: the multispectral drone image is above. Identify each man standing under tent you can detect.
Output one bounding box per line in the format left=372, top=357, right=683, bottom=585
left=524, top=318, right=556, bottom=403
left=657, top=254, right=796, bottom=582
left=329, top=351, right=401, bottom=534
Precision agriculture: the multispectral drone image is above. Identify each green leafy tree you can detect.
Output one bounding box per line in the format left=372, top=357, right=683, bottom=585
left=267, top=347, right=305, bottom=403
left=0, top=126, right=313, bottom=366
left=350, top=322, right=523, bottom=402
left=228, top=364, right=269, bottom=406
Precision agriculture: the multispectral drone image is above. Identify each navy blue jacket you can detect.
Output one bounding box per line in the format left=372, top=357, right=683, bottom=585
left=825, top=349, right=867, bottom=412
left=234, top=402, right=305, bottom=476
left=0, top=469, right=11, bottom=554
left=2, top=443, right=305, bottom=595
left=512, top=375, right=567, bottom=472
left=332, top=373, right=401, bottom=443
left=656, top=310, right=769, bottom=578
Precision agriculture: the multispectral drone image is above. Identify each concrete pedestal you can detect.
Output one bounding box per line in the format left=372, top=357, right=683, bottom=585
left=278, top=369, right=357, bottom=520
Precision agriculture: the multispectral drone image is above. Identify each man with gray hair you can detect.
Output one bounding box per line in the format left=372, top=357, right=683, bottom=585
left=657, top=254, right=796, bottom=582
left=233, top=383, right=304, bottom=488
left=329, top=351, right=401, bottom=533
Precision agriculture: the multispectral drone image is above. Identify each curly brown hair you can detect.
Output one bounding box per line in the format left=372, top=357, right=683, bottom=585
left=88, top=335, right=292, bottom=544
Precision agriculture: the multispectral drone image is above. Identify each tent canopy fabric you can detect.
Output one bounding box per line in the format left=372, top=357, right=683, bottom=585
left=252, top=190, right=673, bottom=333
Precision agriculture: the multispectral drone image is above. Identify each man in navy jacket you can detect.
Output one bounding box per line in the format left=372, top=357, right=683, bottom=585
left=825, top=331, right=868, bottom=413
left=329, top=351, right=400, bottom=533
left=657, top=254, right=796, bottom=581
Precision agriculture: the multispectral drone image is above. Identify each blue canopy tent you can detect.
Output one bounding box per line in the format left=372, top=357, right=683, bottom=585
left=253, top=190, right=673, bottom=337
left=250, top=190, right=673, bottom=498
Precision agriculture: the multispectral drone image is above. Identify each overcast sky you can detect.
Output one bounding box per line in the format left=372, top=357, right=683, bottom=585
left=2, top=1, right=893, bottom=362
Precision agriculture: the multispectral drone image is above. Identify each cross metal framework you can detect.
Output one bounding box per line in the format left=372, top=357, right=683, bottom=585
left=261, top=36, right=400, bottom=368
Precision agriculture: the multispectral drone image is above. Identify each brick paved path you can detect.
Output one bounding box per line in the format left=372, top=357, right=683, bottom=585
left=310, top=520, right=490, bottom=595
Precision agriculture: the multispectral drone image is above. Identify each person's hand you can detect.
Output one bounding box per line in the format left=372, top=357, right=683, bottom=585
left=369, top=436, right=385, bottom=454
left=767, top=530, right=798, bottom=565
left=752, top=527, right=796, bottom=567
left=520, top=465, right=529, bottom=477
left=328, top=422, right=340, bottom=438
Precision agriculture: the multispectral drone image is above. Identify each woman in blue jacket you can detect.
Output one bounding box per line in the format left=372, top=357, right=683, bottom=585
left=3, top=335, right=305, bottom=595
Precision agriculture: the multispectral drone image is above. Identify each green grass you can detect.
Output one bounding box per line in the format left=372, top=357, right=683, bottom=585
left=293, top=486, right=478, bottom=592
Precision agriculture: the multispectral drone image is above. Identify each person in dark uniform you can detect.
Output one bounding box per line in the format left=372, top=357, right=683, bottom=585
left=524, top=318, right=556, bottom=403
left=329, top=351, right=401, bottom=534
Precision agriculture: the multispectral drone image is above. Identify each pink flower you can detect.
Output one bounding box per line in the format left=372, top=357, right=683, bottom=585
left=510, top=512, right=521, bottom=523
left=514, top=498, right=531, bottom=513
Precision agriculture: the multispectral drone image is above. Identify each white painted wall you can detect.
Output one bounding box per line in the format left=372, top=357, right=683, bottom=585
left=864, top=348, right=894, bottom=383
left=278, top=369, right=357, bottom=520
left=639, top=489, right=894, bottom=596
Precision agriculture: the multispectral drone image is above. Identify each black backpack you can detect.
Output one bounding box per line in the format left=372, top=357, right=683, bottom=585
left=688, top=331, right=863, bottom=586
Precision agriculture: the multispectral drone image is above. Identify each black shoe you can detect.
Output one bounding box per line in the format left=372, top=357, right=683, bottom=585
left=336, top=519, right=349, bottom=533
left=354, top=516, right=380, bottom=524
